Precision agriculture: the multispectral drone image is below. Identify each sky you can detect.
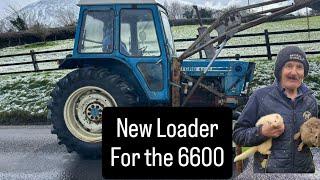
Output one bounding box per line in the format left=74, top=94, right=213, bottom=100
left=0, top=0, right=303, bottom=19
left=0, top=0, right=267, bottom=15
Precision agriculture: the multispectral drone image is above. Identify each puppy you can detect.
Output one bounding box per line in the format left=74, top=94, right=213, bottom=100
left=234, top=113, right=284, bottom=168
left=294, top=117, right=320, bottom=151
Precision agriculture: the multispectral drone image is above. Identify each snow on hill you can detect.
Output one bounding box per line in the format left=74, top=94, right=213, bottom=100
left=0, top=0, right=209, bottom=31
left=1, top=0, right=79, bottom=31
left=0, top=0, right=245, bottom=32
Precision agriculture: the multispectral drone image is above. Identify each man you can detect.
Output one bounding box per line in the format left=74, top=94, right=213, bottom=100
left=102, top=28, right=129, bottom=55
left=233, top=46, right=318, bottom=173
left=102, top=28, right=113, bottom=53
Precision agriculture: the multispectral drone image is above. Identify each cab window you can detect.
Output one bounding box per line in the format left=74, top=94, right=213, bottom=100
left=120, top=9, right=161, bottom=57
left=79, top=10, right=114, bottom=53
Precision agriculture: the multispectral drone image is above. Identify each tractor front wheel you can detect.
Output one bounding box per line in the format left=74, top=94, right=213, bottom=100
left=48, top=67, right=138, bottom=158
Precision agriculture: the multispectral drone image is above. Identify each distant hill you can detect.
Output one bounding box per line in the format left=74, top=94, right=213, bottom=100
left=0, top=0, right=79, bottom=31
left=0, top=0, right=310, bottom=32
left=0, top=0, right=206, bottom=32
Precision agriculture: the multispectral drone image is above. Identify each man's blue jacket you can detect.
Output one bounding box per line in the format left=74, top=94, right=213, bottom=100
left=233, top=81, right=318, bottom=173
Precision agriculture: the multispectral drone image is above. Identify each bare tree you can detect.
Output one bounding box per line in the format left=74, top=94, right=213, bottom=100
left=173, top=2, right=184, bottom=19
left=29, top=21, right=49, bottom=42
left=6, top=5, right=29, bottom=31
left=182, top=5, right=194, bottom=19
left=0, top=21, right=5, bottom=33
left=56, top=9, right=77, bottom=27
left=163, top=1, right=170, bottom=13
left=163, top=1, right=184, bottom=19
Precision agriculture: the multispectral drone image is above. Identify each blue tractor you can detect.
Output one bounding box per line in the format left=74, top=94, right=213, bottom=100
left=48, top=0, right=318, bottom=158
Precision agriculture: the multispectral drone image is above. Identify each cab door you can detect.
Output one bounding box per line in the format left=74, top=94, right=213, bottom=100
left=116, top=5, right=169, bottom=103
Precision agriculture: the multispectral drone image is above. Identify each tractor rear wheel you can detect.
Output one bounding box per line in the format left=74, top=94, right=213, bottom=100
left=48, top=67, right=138, bottom=158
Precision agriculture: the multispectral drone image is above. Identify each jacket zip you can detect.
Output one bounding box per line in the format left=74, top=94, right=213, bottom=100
left=292, top=101, right=296, bottom=173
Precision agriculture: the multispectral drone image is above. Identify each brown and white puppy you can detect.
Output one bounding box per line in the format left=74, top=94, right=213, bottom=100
left=294, top=117, right=320, bottom=151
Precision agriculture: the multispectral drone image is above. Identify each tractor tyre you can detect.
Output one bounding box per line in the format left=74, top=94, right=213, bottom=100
left=48, top=67, right=138, bottom=158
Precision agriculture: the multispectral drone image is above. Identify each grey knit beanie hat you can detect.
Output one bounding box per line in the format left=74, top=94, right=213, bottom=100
left=274, top=46, right=309, bottom=80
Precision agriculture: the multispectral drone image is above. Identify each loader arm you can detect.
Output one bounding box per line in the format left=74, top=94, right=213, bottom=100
left=172, top=0, right=320, bottom=107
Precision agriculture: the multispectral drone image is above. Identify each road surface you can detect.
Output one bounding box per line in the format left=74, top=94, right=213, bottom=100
left=0, top=126, right=103, bottom=180
left=0, top=126, right=320, bottom=180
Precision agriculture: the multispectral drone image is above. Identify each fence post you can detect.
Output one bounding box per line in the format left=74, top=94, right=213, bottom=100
left=264, top=29, right=272, bottom=60
left=30, top=50, right=39, bottom=72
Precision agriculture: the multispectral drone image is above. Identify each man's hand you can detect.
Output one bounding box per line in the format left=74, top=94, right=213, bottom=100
left=261, top=123, right=285, bottom=138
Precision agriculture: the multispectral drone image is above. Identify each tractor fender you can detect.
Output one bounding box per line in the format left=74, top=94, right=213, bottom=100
left=59, top=57, right=149, bottom=104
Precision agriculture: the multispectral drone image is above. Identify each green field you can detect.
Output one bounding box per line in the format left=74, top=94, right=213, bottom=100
left=0, top=16, right=320, bottom=124
left=173, top=16, right=320, bottom=39
left=173, top=16, right=320, bottom=58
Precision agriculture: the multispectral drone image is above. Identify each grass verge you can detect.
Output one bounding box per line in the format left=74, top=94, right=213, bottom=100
left=0, top=110, right=50, bottom=125
left=17, top=41, right=59, bottom=49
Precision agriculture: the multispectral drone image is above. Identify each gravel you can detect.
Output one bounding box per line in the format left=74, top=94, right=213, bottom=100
left=235, top=148, right=320, bottom=180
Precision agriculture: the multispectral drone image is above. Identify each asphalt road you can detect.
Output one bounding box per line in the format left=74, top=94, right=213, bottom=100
left=1, top=126, right=320, bottom=180
left=0, top=126, right=103, bottom=180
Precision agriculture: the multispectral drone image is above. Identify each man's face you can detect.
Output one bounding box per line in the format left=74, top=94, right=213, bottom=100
left=280, top=60, right=304, bottom=91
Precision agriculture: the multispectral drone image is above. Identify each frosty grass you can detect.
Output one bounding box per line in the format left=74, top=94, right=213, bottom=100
left=0, top=16, right=319, bottom=116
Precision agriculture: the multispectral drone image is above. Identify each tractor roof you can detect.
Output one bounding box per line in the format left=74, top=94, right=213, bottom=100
left=78, top=0, right=160, bottom=5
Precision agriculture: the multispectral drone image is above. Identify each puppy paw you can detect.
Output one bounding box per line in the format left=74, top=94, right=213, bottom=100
left=261, top=159, right=268, bottom=169
left=294, top=132, right=301, bottom=140
left=298, top=142, right=304, bottom=151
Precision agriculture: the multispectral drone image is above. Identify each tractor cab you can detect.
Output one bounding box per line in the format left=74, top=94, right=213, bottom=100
left=59, top=0, right=174, bottom=103
left=60, top=0, right=175, bottom=103
left=60, top=0, right=255, bottom=108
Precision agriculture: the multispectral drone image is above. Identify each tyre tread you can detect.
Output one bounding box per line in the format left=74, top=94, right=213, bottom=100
left=48, top=67, right=139, bottom=158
